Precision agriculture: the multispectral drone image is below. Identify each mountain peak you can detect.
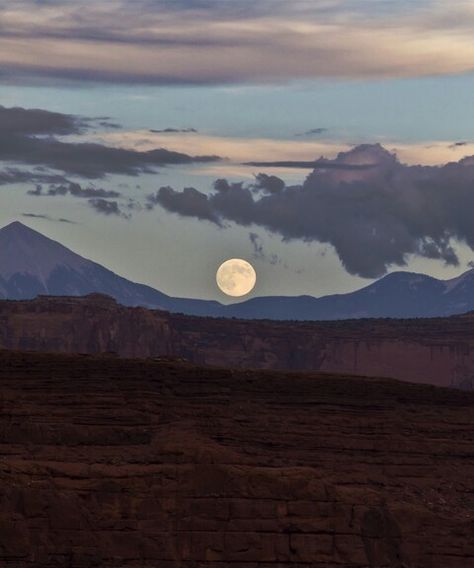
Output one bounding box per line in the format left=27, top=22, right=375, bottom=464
left=443, top=268, right=474, bottom=294
left=1, top=220, right=34, bottom=232
left=1, top=221, right=474, bottom=320
left=0, top=221, right=88, bottom=283
left=0, top=221, right=209, bottom=313
left=0, top=221, right=47, bottom=242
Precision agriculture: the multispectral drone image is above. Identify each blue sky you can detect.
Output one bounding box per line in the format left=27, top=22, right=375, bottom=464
left=1, top=0, right=474, bottom=301
left=3, top=73, right=474, bottom=142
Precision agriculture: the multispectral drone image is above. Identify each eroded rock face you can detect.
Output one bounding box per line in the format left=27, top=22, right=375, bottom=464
left=2, top=294, right=474, bottom=388
left=0, top=350, right=474, bottom=567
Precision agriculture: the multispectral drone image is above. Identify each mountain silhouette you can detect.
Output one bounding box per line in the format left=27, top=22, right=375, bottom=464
left=0, top=221, right=220, bottom=316
left=1, top=221, right=474, bottom=320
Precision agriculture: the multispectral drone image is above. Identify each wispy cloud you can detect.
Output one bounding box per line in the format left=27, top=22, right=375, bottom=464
left=22, top=213, right=77, bottom=224
left=98, top=128, right=474, bottom=172
left=1, top=1, right=474, bottom=85
left=249, top=231, right=282, bottom=265
left=295, top=128, right=328, bottom=137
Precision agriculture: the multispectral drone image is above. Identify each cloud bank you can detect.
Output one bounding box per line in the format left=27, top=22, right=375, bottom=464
left=28, top=182, right=121, bottom=199
left=148, top=144, right=474, bottom=278
left=1, top=1, right=474, bottom=85
left=0, top=105, right=219, bottom=179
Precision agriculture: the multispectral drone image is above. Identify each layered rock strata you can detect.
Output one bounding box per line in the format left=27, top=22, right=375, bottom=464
left=1, top=350, right=474, bottom=566
left=1, top=294, right=474, bottom=388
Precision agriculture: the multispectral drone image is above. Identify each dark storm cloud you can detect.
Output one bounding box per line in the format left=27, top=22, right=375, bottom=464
left=150, top=143, right=474, bottom=278
left=88, top=198, right=129, bottom=218
left=147, top=186, right=220, bottom=224
left=28, top=182, right=121, bottom=199
left=252, top=173, right=285, bottom=194
left=0, top=105, right=85, bottom=135
left=4, top=138, right=219, bottom=178
left=0, top=105, right=220, bottom=179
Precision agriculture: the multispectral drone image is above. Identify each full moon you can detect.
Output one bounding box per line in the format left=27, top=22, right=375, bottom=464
left=216, top=259, right=257, bottom=297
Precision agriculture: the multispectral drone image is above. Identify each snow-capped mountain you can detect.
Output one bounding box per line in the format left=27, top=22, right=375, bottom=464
left=1, top=221, right=474, bottom=320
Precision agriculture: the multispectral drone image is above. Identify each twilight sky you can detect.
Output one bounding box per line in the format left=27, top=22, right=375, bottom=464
left=2, top=0, right=474, bottom=301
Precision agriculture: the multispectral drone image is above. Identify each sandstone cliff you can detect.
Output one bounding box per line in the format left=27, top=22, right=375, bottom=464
left=2, top=294, right=474, bottom=388
left=1, top=350, right=474, bottom=567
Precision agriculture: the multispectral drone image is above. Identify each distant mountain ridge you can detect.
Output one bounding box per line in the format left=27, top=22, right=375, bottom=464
left=1, top=220, right=474, bottom=320
left=0, top=221, right=220, bottom=317
left=223, top=270, right=474, bottom=320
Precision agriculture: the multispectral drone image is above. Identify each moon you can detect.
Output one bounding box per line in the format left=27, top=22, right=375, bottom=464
left=216, top=259, right=257, bottom=297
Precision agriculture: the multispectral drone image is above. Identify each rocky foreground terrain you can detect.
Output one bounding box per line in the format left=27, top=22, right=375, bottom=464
left=2, top=294, right=474, bottom=389
left=1, top=349, right=474, bottom=567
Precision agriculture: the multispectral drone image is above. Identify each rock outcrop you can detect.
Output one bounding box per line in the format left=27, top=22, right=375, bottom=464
left=2, top=294, right=474, bottom=388
left=1, top=350, right=474, bottom=567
